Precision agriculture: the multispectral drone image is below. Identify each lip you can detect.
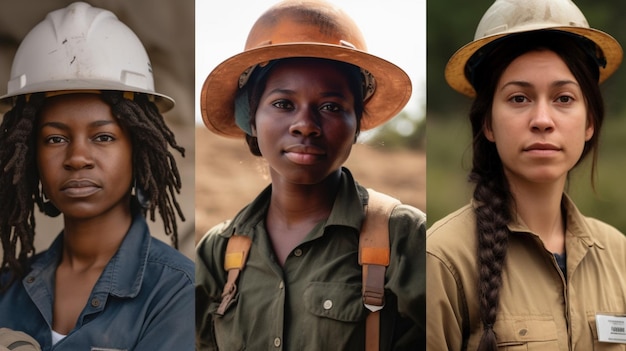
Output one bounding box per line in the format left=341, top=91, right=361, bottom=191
left=523, top=142, right=561, bottom=155
left=60, top=179, right=101, bottom=198
left=283, top=144, right=326, bottom=165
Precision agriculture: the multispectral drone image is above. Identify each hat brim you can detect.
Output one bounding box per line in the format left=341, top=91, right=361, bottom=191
left=445, top=26, right=623, bottom=97
left=201, top=43, right=412, bottom=138
left=0, top=79, right=175, bottom=113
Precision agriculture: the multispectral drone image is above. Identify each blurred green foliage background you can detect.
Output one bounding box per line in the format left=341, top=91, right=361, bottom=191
left=427, top=0, right=626, bottom=232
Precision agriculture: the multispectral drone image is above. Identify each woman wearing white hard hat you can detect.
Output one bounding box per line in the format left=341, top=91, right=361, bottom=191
left=195, top=0, right=425, bottom=350
left=0, top=2, right=193, bottom=350
left=427, top=0, right=626, bottom=349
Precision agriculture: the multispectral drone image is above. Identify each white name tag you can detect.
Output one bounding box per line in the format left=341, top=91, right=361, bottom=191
left=596, top=314, right=626, bottom=343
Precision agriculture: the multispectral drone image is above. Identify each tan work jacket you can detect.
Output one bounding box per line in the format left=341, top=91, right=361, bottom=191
left=427, top=195, right=626, bottom=350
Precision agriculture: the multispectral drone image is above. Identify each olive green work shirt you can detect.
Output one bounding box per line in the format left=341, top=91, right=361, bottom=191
left=196, top=169, right=426, bottom=350
left=427, top=194, right=626, bottom=350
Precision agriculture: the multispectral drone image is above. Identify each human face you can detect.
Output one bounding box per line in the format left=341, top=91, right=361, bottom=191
left=485, top=50, right=594, bottom=188
left=37, top=94, right=133, bottom=220
left=254, top=59, right=358, bottom=185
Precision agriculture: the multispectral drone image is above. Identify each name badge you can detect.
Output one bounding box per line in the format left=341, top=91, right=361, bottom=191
left=596, top=314, right=626, bottom=343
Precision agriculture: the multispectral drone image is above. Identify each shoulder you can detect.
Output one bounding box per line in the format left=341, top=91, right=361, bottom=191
left=426, top=204, right=477, bottom=264
left=146, top=237, right=195, bottom=285
left=581, top=215, right=626, bottom=251
left=196, top=219, right=234, bottom=264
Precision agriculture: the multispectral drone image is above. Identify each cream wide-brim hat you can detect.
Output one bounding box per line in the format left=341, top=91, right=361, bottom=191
left=200, top=0, right=412, bottom=138
left=445, top=0, right=623, bottom=98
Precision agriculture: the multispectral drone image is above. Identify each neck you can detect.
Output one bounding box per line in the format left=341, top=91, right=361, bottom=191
left=268, top=169, right=341, bottom=227
left=61, top=204, right=133, bottom=270
left=509, top=178, right=566, bottom=254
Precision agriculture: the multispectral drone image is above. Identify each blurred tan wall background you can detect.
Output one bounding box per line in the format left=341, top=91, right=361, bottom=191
left=0, top=0, right=196, bottom=259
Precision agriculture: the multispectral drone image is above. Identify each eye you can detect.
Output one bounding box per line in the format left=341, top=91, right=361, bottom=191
left=45, top=135, right=67, bottom=144
left=93, top=134, right=115, bottom=142
left=320, top=103, right=342, bottom=112
left=555, top=95, right=573, bottom=104
left=509, top=95, right=528, bottom=104
left=272, top=100, right=294, bottom=110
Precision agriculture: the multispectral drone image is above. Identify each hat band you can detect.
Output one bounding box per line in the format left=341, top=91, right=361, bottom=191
left=238, top=62, right=377, bottom=102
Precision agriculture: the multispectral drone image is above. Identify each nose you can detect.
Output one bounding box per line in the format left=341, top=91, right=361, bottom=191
left=530, top=100, right=555, bottom=133
left=63, top=140, right=95, bottom=170
left=289, top=108, right=321, bottom=137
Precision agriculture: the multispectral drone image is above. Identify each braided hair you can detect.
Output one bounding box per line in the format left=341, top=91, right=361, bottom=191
left=0, top=91, right=185, bottom=291
left=467, top=31, right=604, bottom=350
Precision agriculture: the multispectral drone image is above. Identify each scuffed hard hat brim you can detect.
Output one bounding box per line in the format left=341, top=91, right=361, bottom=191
left=445, top=25, right=623, bottom=98
left=201, top=42, right=412, bottom=138
left=0, top=80, right=175, bottom=113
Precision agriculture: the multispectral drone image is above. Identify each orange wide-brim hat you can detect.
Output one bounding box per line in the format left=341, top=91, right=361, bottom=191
left=200, top=0, right=412, bottom=138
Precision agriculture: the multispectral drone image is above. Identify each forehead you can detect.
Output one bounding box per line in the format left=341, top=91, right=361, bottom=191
left=263, top=58, right=358, bottom=90
left=501, top=49, right=574, bottom=80
left=39, top=93, right=116, bottom=124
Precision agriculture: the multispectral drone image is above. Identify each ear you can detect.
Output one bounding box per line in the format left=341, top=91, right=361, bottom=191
left=585, top=123, right=594, bottom=142
left=483, top=123, right=495, bottom=142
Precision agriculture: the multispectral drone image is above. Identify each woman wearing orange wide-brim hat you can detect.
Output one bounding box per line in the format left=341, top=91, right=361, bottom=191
left=195, top=1, right=425, bottom=350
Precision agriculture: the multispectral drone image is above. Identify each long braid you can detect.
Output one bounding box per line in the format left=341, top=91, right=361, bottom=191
left=0, top=95, right=44, bottom=291
left=469, top=96, right=513, bottom=351
left=101, top=91, right=185, bottom=248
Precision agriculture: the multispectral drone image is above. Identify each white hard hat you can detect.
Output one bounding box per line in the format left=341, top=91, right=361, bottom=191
left=445, top=0, right=623, bottom=97
left=0, top=2, right=174, bottom=112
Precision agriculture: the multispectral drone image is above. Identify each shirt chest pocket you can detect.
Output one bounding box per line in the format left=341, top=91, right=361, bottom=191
left=588, top=313, right=626, bottom=351
left=470, top=317, right=560, bottom=350
left=303, top=281, right=368, bottom=322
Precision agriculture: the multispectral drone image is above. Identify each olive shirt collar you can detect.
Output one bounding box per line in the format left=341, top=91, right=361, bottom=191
left=220, top=167, right=367, bottom=242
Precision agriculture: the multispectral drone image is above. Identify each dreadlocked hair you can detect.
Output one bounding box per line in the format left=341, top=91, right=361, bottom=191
left=100, top=91, right=185, bottom=249
left=0, top=94, right=45, bottom=291
left=0, top=92, right=185, bottom=291
left=467, top=31, right=605, bottom=350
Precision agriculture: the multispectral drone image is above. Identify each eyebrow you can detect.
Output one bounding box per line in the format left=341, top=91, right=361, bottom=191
left=499, top=79, right=579, bottom=91
left=39, top=120, right=117, bottom=130
left=265, top=88, right=349, bottom=100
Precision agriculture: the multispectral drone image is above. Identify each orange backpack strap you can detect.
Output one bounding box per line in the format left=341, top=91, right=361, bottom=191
left=360, top=189, right=400, bottom=351
left=216, top=234, right=252, bottom=316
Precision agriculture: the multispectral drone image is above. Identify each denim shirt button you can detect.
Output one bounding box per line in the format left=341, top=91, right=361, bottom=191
left=26, top=277, right=35, bottom=283
left=91, top=298, right=101, bottom=307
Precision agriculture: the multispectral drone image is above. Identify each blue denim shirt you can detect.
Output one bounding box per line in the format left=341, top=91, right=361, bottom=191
left=0, top=213, right=195, bottom=351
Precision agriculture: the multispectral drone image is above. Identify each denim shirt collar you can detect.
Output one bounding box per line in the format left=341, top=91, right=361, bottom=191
left=25, top=212, right=151, bottom=320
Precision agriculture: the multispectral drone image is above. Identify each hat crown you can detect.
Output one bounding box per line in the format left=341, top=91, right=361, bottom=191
left=244, top=0, right=367, bottom=52
left=1, top=1, right=174, bottom=111
left=475, top=0, right=589, bottom=39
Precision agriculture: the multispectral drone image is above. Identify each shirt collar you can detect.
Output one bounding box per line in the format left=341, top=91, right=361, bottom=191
left=505, top=193, right=602, bottom=248
left=228, top=167, right=366, bottom=237
left=29, top=213, right=151, bottom=299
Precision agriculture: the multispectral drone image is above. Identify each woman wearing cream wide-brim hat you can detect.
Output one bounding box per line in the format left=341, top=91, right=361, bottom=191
left=427, top=0, right=626, bottom=350
left=196, top=1, right=425, bottom=350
